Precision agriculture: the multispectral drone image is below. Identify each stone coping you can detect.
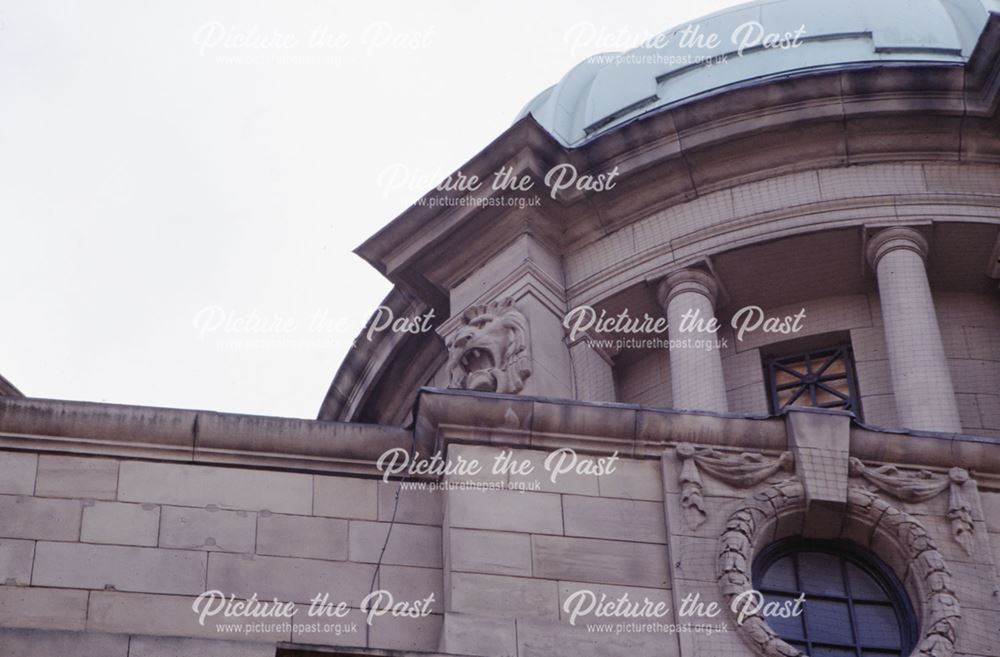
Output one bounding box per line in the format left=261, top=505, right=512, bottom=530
left=277, top=645, right=464, bottom=657
left=1, top=391, right=998, bottom=479
left=415, top=388, right=1000, bottom=478
left=0, top=396, right=415, bottom=476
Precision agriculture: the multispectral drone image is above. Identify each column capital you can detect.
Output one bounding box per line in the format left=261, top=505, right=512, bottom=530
left=656, top=268, right=720, bottom=310
left=866, top=226, right=929, bottom=269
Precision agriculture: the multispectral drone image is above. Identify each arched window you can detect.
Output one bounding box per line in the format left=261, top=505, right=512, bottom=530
left=753, top=538, right=917, bottom=657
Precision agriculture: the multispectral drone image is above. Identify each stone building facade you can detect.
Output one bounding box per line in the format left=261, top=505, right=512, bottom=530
left=2, top=1, right=1000, bottom=656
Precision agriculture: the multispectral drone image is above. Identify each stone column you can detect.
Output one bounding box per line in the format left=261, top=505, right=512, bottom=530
left=657, top=269, right=728, bottom=413
left=866, top=227, right=961, bottom=432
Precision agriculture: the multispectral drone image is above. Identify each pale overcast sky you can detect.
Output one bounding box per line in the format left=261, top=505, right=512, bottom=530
left=0, top=0, right=745, bottom=419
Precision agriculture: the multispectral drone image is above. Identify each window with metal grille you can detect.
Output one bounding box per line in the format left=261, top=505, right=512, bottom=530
left=753, top=538, right=917, bottom=657
left=765, top=345, right=861, bottom=418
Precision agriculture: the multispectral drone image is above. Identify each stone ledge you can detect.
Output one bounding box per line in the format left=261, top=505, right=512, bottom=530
left=0, top=397, right=414, bottom=476
left=3, top=391, right=1000, bottom=480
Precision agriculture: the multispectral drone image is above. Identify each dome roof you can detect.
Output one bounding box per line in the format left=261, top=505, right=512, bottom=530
left=519, top=0, right=999, bottom=146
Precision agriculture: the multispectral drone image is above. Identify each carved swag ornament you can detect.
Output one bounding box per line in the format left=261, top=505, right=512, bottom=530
left=675, top=443, right=795, bottom=529
left=445, top=297, right=532, bottom=394
left=849, top=457, right=978, bottom=556
left=668, top=446, right=967, bottom=657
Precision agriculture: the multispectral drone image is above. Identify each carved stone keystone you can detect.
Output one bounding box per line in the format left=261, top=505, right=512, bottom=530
left=784, top=409, right=851, bottom=513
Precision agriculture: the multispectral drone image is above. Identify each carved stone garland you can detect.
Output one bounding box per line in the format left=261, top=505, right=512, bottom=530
left=675, top=442, right=795, bottom=529
left=849, top=457, right=977, bottom=556
left=717, top=481, right=962, bottom=657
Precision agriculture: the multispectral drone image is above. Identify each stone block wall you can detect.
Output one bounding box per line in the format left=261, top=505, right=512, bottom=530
left=615, top=349, right=671, bottom=406
left=564, top=163, right=1000, bottom=296
left=439, top=444, right=677, bottom=657
left=2, top=425, right=999, bottom=657
left=937, top=293, right=1000, bottom=438
left=0, top=451, right=444, bottom=656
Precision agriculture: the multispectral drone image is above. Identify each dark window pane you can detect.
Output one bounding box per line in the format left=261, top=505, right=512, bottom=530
left=761, top=594, right=805, bottom=641
left=846, top=562, right=887, bottom=601
left=855, top=604, right=901, bottom=649
left=804, top=599, right=853, bottom=644
left=812, top=647, right=856, bottom=657
left=755, top=541, right=911, bottom=657
left=797, top=552, right=845, bottom=596
left=760, top=556, right=797, bottom=591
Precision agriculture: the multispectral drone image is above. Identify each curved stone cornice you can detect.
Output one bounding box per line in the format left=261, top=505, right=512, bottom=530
left=569, top=184, right=1000, bottom=308
left=353, top=15, right=1000, bottom=315
left=356, top=14, right=1000, bottom=298
left=319, top=286, right=445, bottom=424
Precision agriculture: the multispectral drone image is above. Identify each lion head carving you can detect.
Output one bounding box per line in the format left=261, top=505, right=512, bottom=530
left=445, top=297, right=532, bottom=394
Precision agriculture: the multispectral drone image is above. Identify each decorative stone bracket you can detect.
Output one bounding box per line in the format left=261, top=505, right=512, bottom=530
left=675, top=442, right=794, bottom=530
left=849, top=457, right=978, bottom=556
